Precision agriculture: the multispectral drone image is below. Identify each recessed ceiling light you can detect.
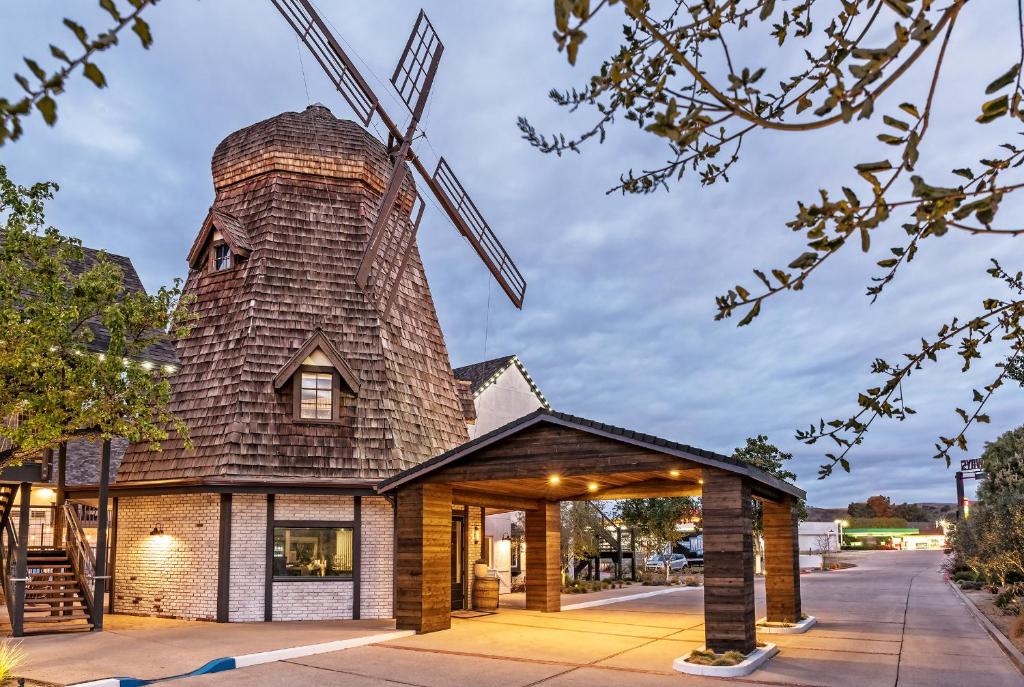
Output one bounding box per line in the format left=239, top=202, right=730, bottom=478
left=548, top=474, right=561, bottom=485
left=669, top=470, right=680, bottom=477
left=587, top=482, right=598, bottom=492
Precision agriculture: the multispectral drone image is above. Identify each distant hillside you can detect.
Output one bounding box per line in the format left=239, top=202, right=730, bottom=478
left=806, top=502, right=957, bottom=522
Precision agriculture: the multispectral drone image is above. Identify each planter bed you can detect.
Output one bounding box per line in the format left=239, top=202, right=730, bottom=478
left=756, top=615, right=817, bottom=634
left=672, top=643, right=778, bottom=678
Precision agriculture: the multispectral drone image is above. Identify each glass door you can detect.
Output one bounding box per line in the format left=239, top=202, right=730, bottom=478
left=451, top=514, right=465, bottom=610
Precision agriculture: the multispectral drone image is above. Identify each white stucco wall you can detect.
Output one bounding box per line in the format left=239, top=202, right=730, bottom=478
left=798, top=521, right=840, bottom=553
left=468, top=365, right=545, bottom=439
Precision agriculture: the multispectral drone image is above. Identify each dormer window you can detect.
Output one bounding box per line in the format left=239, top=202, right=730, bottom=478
left=214, top=243, right=232, bottom=271
left=299, top=369, right=334, bottom=420
left=273, top=329, right=361, bottom=425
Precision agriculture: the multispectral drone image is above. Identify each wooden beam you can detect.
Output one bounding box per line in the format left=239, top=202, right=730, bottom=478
left=353, top=495, right=361, bottom=620
left=264, top=494, right=274, bottom=622
left=395, top=483, right=452, bottom=633
left=217, top=493, right=232, bottom=623
left=91, top=439, right=112, bottom=631
left=451, top=489, right=540, bottom=512
left=702, top=467, right=755, bottom=654
left=764, top=496, right=802, bottom=623
left=580, top=479, right=701, bottom=500
left=54, top=442, right=67, bottom=547
left=525, top=501, right=560, bottom=613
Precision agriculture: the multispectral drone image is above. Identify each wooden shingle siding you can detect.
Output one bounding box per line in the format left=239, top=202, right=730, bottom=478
left=525, top=501, right=560, bottom=612
left=395, top=483, right=452, bottom=633
left=763, top=496, right=801, bottom=623
left=117, top=105, right=468, bottom=483
left=702, top=467, right=756, bottom=654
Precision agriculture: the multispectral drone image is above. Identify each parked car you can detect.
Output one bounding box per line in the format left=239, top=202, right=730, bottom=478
left=645, top=553, right=689, bottom=572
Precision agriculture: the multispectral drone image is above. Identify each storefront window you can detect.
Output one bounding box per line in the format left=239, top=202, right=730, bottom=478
left=272, top=526, right=353, bottom=579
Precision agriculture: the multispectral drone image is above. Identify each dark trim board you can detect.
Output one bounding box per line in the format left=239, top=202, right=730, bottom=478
left=353, top=495, right=361, bottom=620
left=264, top=494, right=274, bottom=622
left=66, top=483, right=377, bottom=499
left=272, top=519, right=355, bottom=528
left=217, top=493, right=232, bottom=623
left=108, top=496, right=119, bottom=615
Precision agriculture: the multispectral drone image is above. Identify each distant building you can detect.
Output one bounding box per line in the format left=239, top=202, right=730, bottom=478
left=798, top=521, right=840, bottom=553
left=453, top=355, right=549, bottom=591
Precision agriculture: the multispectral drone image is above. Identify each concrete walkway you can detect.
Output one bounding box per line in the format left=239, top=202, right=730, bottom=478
left=22, top=551, right=1023, bottom=686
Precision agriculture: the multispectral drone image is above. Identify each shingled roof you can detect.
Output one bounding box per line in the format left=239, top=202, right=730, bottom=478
left=453, top=354, right=549, bottom=408
left=378, top=408, right=805, bottom=499
left=117, top=106, right=469, bottom=484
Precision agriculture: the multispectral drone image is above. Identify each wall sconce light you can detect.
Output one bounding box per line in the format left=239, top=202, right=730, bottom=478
left=669, top=470, right=680, bottom=478
left=472, top=525, right=481, bottom=545
left=150, top=525, right=165, bottom=536
left=548, top=474, right=561, bottom=485
left=587, top=482, right=598, bottom=492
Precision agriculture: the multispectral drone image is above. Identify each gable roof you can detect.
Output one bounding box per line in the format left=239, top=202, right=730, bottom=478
left=69, top=245, right=179, bottom=366
left=186, top=207, right=252, bottom=269
left=453, top=354, right=550, bottom=409
left=377, top=408, right=805, bottom=500
left=272, top=328, right=360, bottom=394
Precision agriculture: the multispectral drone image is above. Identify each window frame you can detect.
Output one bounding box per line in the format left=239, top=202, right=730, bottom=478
left=210, top=240, right=233, bottom=271
left=270, top=519, right=356, bottom=582
left=292, top=365, right=342, bottom=424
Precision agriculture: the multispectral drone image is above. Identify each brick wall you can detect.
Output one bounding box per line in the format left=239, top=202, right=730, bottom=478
left=229, top=494, right=266, bottom=621
left=115, top=492, right=396, bottom=622
left=114, top=494, right=220, bottom=620
left=360, top=496, right=393, bottom=619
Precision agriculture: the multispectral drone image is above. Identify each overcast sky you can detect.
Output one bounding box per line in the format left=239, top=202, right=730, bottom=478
left=2, top=1, right=1020, bottom=506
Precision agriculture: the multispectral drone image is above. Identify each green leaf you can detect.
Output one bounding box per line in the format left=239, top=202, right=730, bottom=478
left=839, top=458, right=850, bottom=473
left=23, top=58, right=46, bottom=82
left=855, top=160, right=892, bottom=173
left=985, top=64, right=1020, bottom=94
left=899, top=102, right=920, bottom=119
left=63, top=19, right=89, bottom=46
left=788, top=252, right=818, bottom=270
left=35, top=96, right=57, bottom=126
left=883, top=115, right=909, bottom=131
left=132, top=17, right=153, bottom=49
left=759, top=0, right=776, bottom=21
left=99, top=0, right=122, bottom=22
left=49, top=44, right=71, bottom=63
left=881, top=0, right=912, bottom=18
left=737, top=300, right=761, bottom=327
left=82, top=62, right=107, bottom=89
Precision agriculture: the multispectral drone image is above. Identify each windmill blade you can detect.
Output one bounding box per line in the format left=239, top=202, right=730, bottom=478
left=380, top=194, right=427, bottom=318
left=270, top=0, right=378, bottom=126
left=427, top=158, right=527, bottom=308
left=356, top=151, right=410, bottom=289
left=391, top=11, right=444, bottom=122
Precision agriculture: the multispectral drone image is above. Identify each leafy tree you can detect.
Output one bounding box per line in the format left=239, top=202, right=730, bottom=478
left=615, top=497, right=698, bottom=575
left=866, top=494, right=895, bottom=518
left=560, top=501, right=604, bottom=578
left=893, top=502, right=927, bottom=521
left=977, top=424, right=1024, bottom=501
left=847, top=501, right=873, bottom=518
left=950, top=493, right=1024, bottom=586
left=732, top=435, right=805, bottom=568
left=848, top=516, right=908, bottom=529
left=0, top=164, right=193, bottom=466
left=1, top=0, right=160, bottom=146
left=525, top=0, right=1024, bottom=478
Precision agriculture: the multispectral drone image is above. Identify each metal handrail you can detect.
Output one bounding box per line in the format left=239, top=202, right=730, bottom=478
left=63, top=503, right=94, bottom=611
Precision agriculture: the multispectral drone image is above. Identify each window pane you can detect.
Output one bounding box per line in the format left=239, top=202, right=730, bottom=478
left=272, top=526, right=353, bottom=578
left=299, top=372, right=333, bottom=420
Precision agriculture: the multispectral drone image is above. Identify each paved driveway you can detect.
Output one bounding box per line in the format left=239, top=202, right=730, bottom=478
left=164, top=550, right=1020, bottom=687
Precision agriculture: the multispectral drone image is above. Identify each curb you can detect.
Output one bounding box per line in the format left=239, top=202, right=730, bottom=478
left=561, top=586, right=697, bottom=611
left=756, top=614, right=817, bottom=635
left=673, top=643, right=778, bottom=677
left=946, top=577, right=1024, bottom=678
left=69, top=629, right=414, bottom=687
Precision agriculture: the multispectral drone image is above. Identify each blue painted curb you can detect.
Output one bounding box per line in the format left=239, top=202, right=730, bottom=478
left=111, top=657, right=237, bottom=686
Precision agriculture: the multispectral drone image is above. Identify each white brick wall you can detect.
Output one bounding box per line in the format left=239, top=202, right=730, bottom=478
left=360, top=496, right=393, bottom=619
left=229, top=494, right=266, bottom=621
left=114, top=494, right=220, bottom=620
left=115, top=492, right=396, bottom=622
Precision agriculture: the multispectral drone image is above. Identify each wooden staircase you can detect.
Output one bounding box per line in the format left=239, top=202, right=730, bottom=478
left=21, top=549, right=93, bottom=633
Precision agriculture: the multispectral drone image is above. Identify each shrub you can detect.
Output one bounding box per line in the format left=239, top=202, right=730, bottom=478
left=1013, top=616, right=1024, bottom=638
left=953, top=570, right=977, bottom=582
left=683, top=575, right=700, bottom=587
left=0, top=639, right=24, bottom=682
left=995, top=585, right=1024, bottom=615
left=686, top=649, right=746, bottom=666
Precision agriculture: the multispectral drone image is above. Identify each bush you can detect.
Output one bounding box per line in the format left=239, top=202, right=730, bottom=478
left=953, top=570, right=977, bottom=582
left=686, top=649, right=746, bottom=666
left=995, top=585, right=1023, bottom=615
left=949, top=493, right=1024, bottom=587
left=0, top=640, right=24, bottom=682
left=1013, top=616, right=1024, bottom=638
left=683, top=575, right=701, bottom=587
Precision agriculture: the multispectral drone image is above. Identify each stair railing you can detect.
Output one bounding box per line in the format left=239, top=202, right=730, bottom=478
left=63, top=503, right=94, bottom=613
left=0, top=517, right=16, bottom=617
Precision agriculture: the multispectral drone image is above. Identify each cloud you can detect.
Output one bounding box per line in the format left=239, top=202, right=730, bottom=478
left=1, top=1, right=1018, bottom=506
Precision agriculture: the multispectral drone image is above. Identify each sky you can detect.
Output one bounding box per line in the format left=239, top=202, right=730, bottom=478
left=2, top=1, right=1020, bottom=507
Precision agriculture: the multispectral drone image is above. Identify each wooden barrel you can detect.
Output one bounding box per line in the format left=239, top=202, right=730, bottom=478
left=472, top=576, right=499, bottom=611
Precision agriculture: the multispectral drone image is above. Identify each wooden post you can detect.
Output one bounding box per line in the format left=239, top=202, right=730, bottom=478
left=91, top=439, right=111, bottom=630
left=353, top=495, right=361, bottom=620
left=54, top=442, right=67, bottom=547
left=395, top=483, right=452, bottom=633
left=264, top=494, right=274, bottom=622
left=702, top=468, right=755, bottom=654
left=216, top=493, right=232, bottom=623
left=12, top=482, right=31, bottom=637
left=525, top=501, right=560, bottom=612
left=763, top=496, right=802, bottom=623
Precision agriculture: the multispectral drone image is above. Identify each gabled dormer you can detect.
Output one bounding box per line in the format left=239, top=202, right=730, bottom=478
left=186, top=207, right=252, bottom=273
left=273, top=329, right=360, bottom=424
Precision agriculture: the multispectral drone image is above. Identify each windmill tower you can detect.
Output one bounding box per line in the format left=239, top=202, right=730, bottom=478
left=117, top=3, right=527, bottom=483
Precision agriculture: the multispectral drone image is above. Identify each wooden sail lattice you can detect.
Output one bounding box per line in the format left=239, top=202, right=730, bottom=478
left=271, top=0, right=527, bottom=312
